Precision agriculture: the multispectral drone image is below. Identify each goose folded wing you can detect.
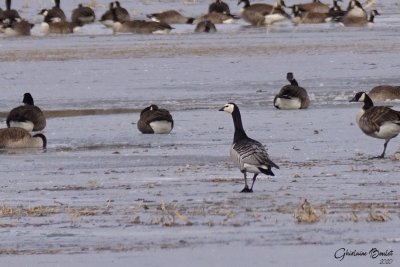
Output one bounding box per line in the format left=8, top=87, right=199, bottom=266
left=361, top=107, right=400, bottom=133
left=233, top=139, right=278, bottom=168
left=145, top=110, right=173, bottom=123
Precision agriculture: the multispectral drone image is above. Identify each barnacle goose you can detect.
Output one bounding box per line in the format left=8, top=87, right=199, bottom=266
left=0, top=127, right=46, bottom=149
left=7, top=93, right=46, bottom=132
left=219, top=103, right=279, bottom=193
left=274, top=72, right=310, bottom=110
left=350, top=92, right=400, bottom=158
left=137, top=105, right=174, bottom=134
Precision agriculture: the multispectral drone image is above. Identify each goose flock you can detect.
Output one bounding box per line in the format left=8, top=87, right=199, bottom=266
left=2, top=80, right=400, bottom=192
left=0, top=0, right=381, bottom=37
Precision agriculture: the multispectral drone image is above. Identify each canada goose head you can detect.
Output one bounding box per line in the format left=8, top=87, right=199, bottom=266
left=219, top=103, right=236, bottom=114
left=38, top=9, right=49, bottom=16
left=349, top=91, right=368, bottom=103
left=369, top=9, right=380, bottom=22
left=33, top=133, right=47, bottom=148
left=287, top=72, right=295, bottom=82
left=237, top=0, right=249, bottom=7
left=113, top=1, right=122, bottom=8
left=23, top=93, right=34, bottom=105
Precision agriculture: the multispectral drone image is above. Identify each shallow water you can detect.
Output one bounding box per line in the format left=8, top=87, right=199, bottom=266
left=0, top=0, right=400, bottom=266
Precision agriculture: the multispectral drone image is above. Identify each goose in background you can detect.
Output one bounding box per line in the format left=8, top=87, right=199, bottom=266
left=219, top=103, right=279, bottom=193
left=209, top=0, right=231, bottom=14
left=6, top=93, right=46, bottom=132
left=0, top=0, right=20, bottom=22
left=237, top=0, right=289, bottom=26
left=0, top=128, right=46, bottom=149
left=350, top=92, right=400, bottom=159
left=291, top=5, right=330, bottom=24
left=195, top=20, right=217, bottom=32
left=337, top=9, right=379, bottom=27
left=39, top=0, right=66, bottom=23
left=328, top=0, right=346, bottom=18
left=274, top=72, right=310, bottom=109
left=369, top=85, right=400, bottom=102
left=194, top=12, right=239, bottom=24
left=137, top=105, right=174, bottom=134
left=290, top=0, right=329, bottom=14
left=147, top=10, right=195, bottom=24
left=71, top=3, right=96, bottom=25
left=1, top=18, right=34, bottom=36
left=100, top=1, right=130, bottom=27
left=41, top=20, right=82, bottom=35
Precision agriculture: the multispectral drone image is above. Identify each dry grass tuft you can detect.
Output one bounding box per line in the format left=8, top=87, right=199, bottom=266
left=294, top=199, right=320, bottom=224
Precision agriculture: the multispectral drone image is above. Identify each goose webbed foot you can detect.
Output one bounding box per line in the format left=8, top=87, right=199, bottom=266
left=240, top=186, right=253, bottom=193
left=370, top=154, right=385, bottom=160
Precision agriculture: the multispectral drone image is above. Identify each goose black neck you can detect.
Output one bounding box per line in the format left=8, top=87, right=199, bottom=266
left=363, top=94, right=374, bottom=110
left=6, top=0, right=11, bottom=11
left=54, top=0, right=60, bottom=8
left=369, top=13, right=375, bottom=23
left=231, top=108, right=248, bottom=142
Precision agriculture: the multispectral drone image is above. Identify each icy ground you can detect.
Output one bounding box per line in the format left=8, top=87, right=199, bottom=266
left=0, top=0, right=400, bottom=266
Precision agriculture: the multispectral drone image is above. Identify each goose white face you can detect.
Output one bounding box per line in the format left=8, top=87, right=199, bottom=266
left=220, top=103, right=234, bottom=114
left=358, top=92, right=366, bottom=102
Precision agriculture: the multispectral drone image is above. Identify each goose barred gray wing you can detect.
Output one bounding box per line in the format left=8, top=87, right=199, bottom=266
left=231, top=138, right=279, bottom=172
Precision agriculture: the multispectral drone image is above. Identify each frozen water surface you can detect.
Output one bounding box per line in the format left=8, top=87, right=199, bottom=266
left=0, top=0, right=400, bottom=266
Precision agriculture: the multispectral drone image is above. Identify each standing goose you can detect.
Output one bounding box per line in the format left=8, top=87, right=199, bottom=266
left=137, top=105, right=174, bottom=134
left=147, top=10, right=195, bottom=24
left=0, top=128, right=46, bottom=149
left=71, top=4, right=96, bottom=24
left=350, top=92, right=400, bottom=158
left=6, top=93, right=46, bottom=132
left=39, top=0, right=66, bottom=23
left=195, top=20, right=217, bottom=33
left=219, top=103, right=279, bottom=193
left=274, top=72, right=310, bottom=109
left=369, top=85, right=400, bottom=102
left=209, top=0, right=231, bottom=14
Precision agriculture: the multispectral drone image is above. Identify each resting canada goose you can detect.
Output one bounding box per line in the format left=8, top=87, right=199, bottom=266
left=338, top=9, right=379, bottom=27
left=100, top=2, right=130, bottom=27
left=0, top=128, right=46, bottom=149
left=39, top=0, right=66, bottom=23
left=350, top=92, right=400, bottom=158
left=237, top=0, right=288, bottom=26
left=369, top=85, right=400, bottom=102
left=41, top=20, right=82, bottom=35
left=0, top=0, right=20, bottom=21
left=328, top=0, right=346, bottom=18
left=292, top=5, right=329, bottom=24
left=291, top=0, right=329, bottom=14
left=147, top=10, right=194, bottom=24
left=195, top=20, right=217, bottom=33
left=209, top=0, right=231, bottom=14
left=137, top=105, right=174, bottom=134
left=6, top=93, right=46, bottom=132
left=274, top=72, right=310, bottom=109
left=194, top=12, right=239, bottom=24
left=2, top=18, right=34, bottom=36
left=219, top=103, right=279, bottom=193
left=71, top=4, right=96, bottom=24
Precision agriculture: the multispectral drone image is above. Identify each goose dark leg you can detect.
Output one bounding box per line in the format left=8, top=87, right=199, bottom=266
left=371, top=139, right=390, bottom=159
left=249, top=173, right=258, bottom=193
left=240, top=171, right=251, bottom=193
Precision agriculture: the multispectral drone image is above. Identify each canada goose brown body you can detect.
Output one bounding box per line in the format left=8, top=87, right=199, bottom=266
left=100, top=2, right=130, bottom=27
left=294, top=0, right=329, bottom=13
left=137, top=105, right=174, bottom=134
left=113, top=20, right=173, bottom=34
left=41, top=21, right=81, bottom=35
left=209, top=0, right=231, bottom=14
left=195, top=20, right=217, bottom=32
left=2, top=18, right=34, bottom=36
left=274, top=73, right=310, bottom=109
left=195, top=12, right=238, bottom=24
left=71, top=4, right=96, bottom=24
left=147, top=10, right=194, bottom=24
left=40, top=0, right=66, bottom=23
left=369, top=85, right=400, bottom=102
left=292, top=6, right=329, bottom=24
left=238, top=0, right=288, bottom=26
left=0, top=128, right=46, bottom=149
left=339, top=9, right=379, bottom=27
left=7, top=93, right=46, bottom=132
left=350, top=92, right=400, bottom=158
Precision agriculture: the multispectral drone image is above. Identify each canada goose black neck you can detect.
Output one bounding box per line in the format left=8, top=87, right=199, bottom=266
left=55, top=0, right=61, bottom=8
left=33, top=133, right=47, bottom=148
left=362, top=93, right=374, bottom=110
left=23, top=93, right=34, bottom=105
left=6, top=0, right=11, bottom=10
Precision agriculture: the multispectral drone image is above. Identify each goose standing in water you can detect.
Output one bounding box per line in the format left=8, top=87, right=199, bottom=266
left=0, top=128, right=46, bottom=149
left=274, top=72, right=310, bottom=109
left=7, top=93, right=46, bottom=132
left=350, top=92, right=400, bottom=158
left=137, top=105, right=174, bottom=134
left=219, top=103, right=279, bottom=193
